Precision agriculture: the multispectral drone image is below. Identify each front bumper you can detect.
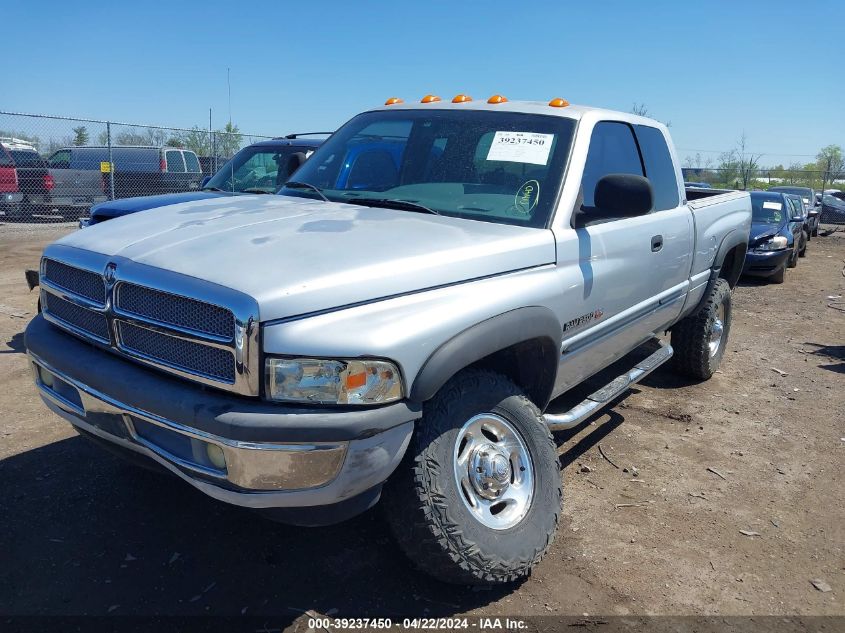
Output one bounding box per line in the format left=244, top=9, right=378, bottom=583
left=742, top=249, right=791, bottom=277
left=25, top=315, right=418, bottom=512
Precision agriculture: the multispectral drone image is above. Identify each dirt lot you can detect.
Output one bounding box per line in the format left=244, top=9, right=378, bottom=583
left=0, top=226, right=843, bottom=625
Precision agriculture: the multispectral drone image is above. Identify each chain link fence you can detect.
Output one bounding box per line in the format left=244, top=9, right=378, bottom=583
left=683, top=167, right=845, bottom=227
left=0, top=111, right=273, bottom=231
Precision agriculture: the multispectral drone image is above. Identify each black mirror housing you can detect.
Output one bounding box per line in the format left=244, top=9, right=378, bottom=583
left=593, top=174, right=654, bottom=218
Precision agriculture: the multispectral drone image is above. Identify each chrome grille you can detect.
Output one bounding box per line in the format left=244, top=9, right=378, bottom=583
left=43, top=259, right=106, bottom=305
left=43, top=293, right=110, bottom=342
left=116, top=283, right=234, bottom=339
left=118, top=322, right=236, bottom=383
left=38, top=249, right=258, bottom=396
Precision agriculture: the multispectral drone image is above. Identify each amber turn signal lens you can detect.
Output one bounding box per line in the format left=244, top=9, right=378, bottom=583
left=420, top=94, right=442, bottom=103
left=384, top=97, right=404, bottom=105
left=548, top=97, right=570, bottom=108
left=487, top=94, right=508, bottom=104
left=451, top=94, right=472, bottom=103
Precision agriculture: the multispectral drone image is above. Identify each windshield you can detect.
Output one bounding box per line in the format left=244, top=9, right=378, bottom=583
left=205, top=145, right=316, bottom=193
left=279, top=109, right=577, bottom=228
left=751, top=196, right=785, bottom=223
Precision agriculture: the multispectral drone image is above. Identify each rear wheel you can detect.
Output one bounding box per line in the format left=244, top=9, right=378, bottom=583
left=671, top=278, right=732, bottom=380
left=382, top=369, right=561, bottom=585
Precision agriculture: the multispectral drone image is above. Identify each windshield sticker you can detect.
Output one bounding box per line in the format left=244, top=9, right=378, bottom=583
left=514, top=180, right=540, bottom=215
left=762, top=201, right=782, bottom=211
left=487, top=131, right=554, bottom=165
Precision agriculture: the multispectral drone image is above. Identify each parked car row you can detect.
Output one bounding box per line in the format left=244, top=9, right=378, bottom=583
left=1, top=137, right=106, bottom=220
left=742, top=189, right=817, bottom=284
left=0, top=139, right=206, bottom=221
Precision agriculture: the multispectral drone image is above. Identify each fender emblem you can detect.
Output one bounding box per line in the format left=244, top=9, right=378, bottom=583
left=563, top=308, right=605, bottom=333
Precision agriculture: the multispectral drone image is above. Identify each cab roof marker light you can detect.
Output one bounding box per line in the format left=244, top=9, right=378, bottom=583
left=548, top=97, right=570, bottom=108
left=452, top=94, right=472, bottom=103
left=487, top=95, right=508, bottom=104
left=420, top=94, right=442, bottom=103
left=384, top=97, right=404, bottom=105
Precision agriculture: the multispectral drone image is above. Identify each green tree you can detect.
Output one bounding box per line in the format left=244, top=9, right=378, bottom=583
left=816, top=145, right=844, bottom=192
left=72, top=126, right=89, bottom=146
left=171, top=126, right=212, bottom=155
left=214, top=122, right=242, bottom=158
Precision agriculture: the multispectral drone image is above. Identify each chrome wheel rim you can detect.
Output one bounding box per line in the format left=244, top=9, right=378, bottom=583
left=708, top=304, right=726, bottom=357
left=453, top=413, right=534, bottom=530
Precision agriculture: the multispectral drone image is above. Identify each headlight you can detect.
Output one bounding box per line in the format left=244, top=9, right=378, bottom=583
left=756, top=235, right=788, bottom=251
left=266, top=358, right=403, bottom=405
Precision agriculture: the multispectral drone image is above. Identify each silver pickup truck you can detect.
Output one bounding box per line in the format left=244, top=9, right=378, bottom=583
left=25, top=97, right=751, bottom=585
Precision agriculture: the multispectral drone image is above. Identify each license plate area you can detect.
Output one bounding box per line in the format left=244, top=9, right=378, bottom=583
left=34, top=363, right=84, bottom=414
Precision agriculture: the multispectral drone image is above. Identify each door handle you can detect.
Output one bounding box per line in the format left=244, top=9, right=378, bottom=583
left=651, top=235, right=663, bottom=252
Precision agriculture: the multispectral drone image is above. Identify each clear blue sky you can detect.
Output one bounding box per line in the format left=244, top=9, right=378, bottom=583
left=3, top=0, right=844, bottom=167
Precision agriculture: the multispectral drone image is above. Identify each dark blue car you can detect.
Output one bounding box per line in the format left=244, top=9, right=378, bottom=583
left=81, top=135, right=326, bottom=226
left=742, top=191, right=804, bottom=284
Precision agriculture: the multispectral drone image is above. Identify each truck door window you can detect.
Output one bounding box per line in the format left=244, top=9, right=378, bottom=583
left=581, top=122, right=644, bottom=207
left=634, top=125, right=680, bottom=211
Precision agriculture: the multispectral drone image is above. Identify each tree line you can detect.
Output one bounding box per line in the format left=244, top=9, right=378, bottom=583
left=1, top=122, right=248, bottom=159
left=684, top=139, right=844, bottom=192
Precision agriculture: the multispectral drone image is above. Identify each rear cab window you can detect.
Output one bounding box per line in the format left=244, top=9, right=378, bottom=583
left=9, top=150, right=46, bottom=168
left=634, top=125, right=680, bottom=211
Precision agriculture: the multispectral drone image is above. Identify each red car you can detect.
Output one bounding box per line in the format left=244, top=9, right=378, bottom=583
left=0, top=143, right=24, bottom=217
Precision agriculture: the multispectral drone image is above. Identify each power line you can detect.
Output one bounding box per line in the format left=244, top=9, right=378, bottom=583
left=677, top=147, right=818, bottom=157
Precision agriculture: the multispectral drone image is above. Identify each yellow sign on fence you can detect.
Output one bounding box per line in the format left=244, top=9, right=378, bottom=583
left=100, top=161, right=112, bottom=173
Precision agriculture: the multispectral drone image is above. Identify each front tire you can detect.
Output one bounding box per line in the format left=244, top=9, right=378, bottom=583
left=671, top=278, right=732, bottom=380
left=382, top=369, right=561, bottom=585
left=770, top=265, right=785, bottom=284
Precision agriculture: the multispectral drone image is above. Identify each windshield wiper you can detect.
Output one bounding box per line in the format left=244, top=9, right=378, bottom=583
left=241, top=187, right=274, bottom=195
left=344, top=197, right=440, bottom=215
left=202, top=186, right=228, bottom=192
left=283, top=181, right=330, bottom=202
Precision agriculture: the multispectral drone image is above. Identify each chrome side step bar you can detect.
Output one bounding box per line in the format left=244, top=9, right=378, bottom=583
left=544, top=343, right=674, bottom=431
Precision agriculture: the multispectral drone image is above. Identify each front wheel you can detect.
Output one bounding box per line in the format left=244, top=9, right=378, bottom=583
left=382, top=369, right=561, bottom=585
left=671, top=278, right=732, bottom=380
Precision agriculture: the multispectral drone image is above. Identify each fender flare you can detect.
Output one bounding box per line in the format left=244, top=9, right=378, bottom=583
left=409, top=306, right=562, bottom=404
left=699, top=228, right=748, bottom=308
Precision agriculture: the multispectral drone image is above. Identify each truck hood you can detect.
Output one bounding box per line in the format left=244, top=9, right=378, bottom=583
left=57, top=195, right=555, bottom=320
left=90, top=191, right=232, bottom=221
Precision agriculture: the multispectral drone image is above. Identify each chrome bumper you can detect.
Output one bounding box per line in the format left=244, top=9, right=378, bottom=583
left=29, top=351, right=413, bottom=509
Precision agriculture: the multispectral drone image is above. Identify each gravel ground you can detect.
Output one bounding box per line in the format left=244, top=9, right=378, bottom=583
left=0, top=226, right=842, bottom=626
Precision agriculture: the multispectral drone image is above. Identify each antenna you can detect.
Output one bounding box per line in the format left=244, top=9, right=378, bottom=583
left=227, top=67, right=232, bottom=127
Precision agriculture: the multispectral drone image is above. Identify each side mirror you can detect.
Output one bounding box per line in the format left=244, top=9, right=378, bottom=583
left=200, top=176, right=211, bottom=188
left=791, top=216, right=804, bottom=223
left=593, top=174, right=653, bottom=217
